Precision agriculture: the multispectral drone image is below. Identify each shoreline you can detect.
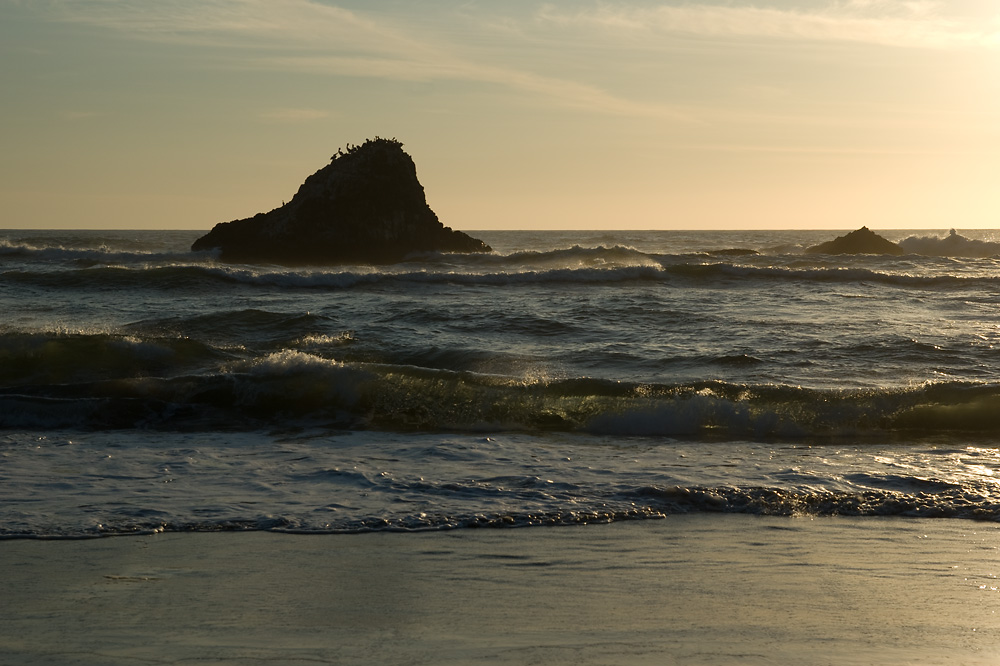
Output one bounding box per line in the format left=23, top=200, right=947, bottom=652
left=3, top=514, right=1000, bottom=665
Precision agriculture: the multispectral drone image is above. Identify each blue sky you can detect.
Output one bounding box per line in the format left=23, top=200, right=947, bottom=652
left=2, top=0, right=998, bottom=229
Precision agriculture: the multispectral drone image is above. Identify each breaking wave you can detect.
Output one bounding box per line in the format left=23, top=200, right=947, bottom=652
left=3, top=335, right=1000, bottom=437
left=6, top=255, right=1000, bottom=293
left=10, top=480, right=1000, bottom=538
left=898, top=229, right=1000, bottom=258
left=0, top=237, right=210, bottom=267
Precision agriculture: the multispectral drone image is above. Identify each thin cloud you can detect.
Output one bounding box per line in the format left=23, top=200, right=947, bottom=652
left=50, top=0, right=394, bottom=51
left=47, top=0, right=690, bottom=120
left=60, top=110, right=102, bottom=120
left=691, top=142, right=988, bottom=156
left=538, top=1, right=1000, bottom=50
left=259, top=55, right=690, bottom=120
left=258, top=108, right=330, bottom=122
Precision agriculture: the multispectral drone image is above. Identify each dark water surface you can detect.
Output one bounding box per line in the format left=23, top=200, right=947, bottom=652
left=3, top=228, right=1000, bottom=536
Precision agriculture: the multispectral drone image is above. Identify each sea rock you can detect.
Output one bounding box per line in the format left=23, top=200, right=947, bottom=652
left=805, top=227, right=903, bottom=255
left=191, top=137, right=491, bottom=264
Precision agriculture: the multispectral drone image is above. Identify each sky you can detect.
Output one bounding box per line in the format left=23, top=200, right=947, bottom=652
left=1, top=0, right=998, bottom=231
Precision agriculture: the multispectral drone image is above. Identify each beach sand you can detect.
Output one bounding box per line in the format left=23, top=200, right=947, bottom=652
left=3, top=515, right=1000, bottom=665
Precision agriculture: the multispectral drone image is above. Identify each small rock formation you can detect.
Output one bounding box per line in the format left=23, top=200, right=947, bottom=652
left=192, top=137, right=491, bottom=264
left=805, top=227, right=904, bottom=255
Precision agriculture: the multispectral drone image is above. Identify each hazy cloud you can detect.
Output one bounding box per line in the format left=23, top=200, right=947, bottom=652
left=258, top=108, right=330, bottom=122
left=60, top=110, right=102, bottom=120
left=50, top=0, right=390, bottom=49
left=41, top=0, right=995, bottom=126
left=44, top=0, right=692, bottom=119
left=537, top=1, right=1000, bottom=50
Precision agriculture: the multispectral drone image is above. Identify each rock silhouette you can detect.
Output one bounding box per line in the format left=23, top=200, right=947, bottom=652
left=805, top=227, right=903, bottom=255
left=192, top=138, right=491, bottom=264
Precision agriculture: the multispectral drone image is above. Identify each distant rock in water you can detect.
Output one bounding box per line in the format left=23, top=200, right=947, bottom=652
left=191, top=138, right=491, bottom=264
left=805, top=227, right=903, bottom=255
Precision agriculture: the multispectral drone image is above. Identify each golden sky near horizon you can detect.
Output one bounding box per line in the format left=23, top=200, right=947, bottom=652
left=1, top=0, right=998, bottom=230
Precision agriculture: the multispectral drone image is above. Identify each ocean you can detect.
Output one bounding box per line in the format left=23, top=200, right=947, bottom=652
left=4, top=227, right=1000, bottom=538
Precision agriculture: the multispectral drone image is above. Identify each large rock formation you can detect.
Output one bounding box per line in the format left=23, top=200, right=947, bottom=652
left=192, top=138, right=491, bottom=264
left=805, top=227, right=903, bottom=255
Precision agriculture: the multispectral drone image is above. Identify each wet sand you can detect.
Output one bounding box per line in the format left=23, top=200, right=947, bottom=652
left=2, top=515, right=1000, bottom=665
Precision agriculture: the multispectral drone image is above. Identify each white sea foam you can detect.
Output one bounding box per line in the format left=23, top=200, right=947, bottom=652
left=245, top=349, right=344, bottom=374
left=899, top=229, right=1000, bottom=258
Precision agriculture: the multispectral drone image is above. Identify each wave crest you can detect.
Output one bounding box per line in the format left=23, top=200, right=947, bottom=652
left=5, top=339, right=1000, bottom=438
left=898, top=229, right=1000, bottom=258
